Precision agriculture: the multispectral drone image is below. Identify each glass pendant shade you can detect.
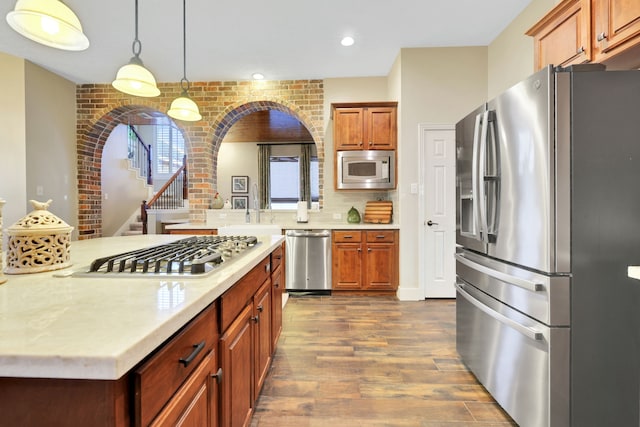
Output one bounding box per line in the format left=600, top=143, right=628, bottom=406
left=6, top=0, right=89, bottom=51
left=168, top=91, right=202, bottom=122
left=112, top=56, right=161, bottom=97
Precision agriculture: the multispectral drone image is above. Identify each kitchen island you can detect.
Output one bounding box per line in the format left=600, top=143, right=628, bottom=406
left=0, top=233, right=285, bottom=426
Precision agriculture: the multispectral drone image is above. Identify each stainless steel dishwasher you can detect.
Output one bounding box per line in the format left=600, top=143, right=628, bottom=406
left=285, top=229, right=331, bottom=292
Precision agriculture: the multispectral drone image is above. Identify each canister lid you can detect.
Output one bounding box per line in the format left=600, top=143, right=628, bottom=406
left=7, top=199, right=73, bottom=236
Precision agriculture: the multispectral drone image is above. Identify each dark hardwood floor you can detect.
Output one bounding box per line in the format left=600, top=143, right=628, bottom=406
left=251, top=295, right=516, bottom=426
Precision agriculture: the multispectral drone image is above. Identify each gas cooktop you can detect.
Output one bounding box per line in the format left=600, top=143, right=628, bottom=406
left=74, top=235, right=259, bottom=277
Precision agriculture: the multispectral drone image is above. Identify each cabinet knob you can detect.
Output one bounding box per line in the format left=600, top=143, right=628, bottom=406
left=251, top=315, right=260, bottom=323
left=357, top=248, right=362, bottom=253
left=367, top=248, right=372, bottom=253
left=596, top=32, right=607, bottom=42
left=576, top=46, right=585, bottom=54
left=257, top=304, right=264, bottom=312
left=211, top=368, right=223, bottom=384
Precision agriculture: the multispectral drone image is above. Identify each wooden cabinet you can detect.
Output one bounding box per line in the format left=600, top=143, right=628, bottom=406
left=134, top=303, right=218, bottom=427
left=270, top=244, right=284, bottom=350
left=218, top=255, right=275, bottom=427
left=167, top=228, right=217, bottom=235
left=332, top=230, right=398, bottom=294
left=332, top=102, right=398, bottom=151
left=592, top=0, right=640, bottom=67
left=526, top=0, right=591, bottom=70
left=528, top=0, right=640, bottom=70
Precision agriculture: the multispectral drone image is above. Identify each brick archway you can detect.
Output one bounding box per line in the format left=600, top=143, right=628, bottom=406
left=204, top=99, right=325, bottom=213
left=76, top=79, right=324, bottom=239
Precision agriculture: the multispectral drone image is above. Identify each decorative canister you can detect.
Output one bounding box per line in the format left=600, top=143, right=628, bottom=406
left=5, top=199, right=74, bottom=274
left=0, top=198, right=6, bottom=284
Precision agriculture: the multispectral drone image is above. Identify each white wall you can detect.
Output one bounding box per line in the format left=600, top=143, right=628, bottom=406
left=217, top=142, right=259, bottom=207
left=102, top=124, right=151, bottom=236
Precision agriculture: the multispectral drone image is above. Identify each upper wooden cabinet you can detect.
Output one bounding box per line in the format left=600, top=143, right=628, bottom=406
left=527, top=0, right=640, bottom=70
left=526, top=0, right=591, bottom=70
left=332, top=102, right=398, bottom=151
left=592, top=0, right=640, bottom=67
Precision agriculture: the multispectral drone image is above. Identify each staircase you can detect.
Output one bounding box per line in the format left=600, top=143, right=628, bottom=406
left=122, top=215, right=144, bottom=236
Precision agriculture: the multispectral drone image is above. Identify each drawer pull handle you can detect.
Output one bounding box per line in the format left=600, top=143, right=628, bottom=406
left=211, top=368, right=223, bottom=384
left=179, top=341, right=206, bottom=367
left=343, top=235, right=353, bottom=239
left=375, top=234, right=386, bottom=238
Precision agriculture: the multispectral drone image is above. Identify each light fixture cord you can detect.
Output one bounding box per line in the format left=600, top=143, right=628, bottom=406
left=181, top=0, right=190, bottom=92
left=132, top=0, right=142, bottom=57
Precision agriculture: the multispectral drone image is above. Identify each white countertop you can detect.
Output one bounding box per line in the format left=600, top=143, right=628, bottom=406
left=0, top=234, right=284, bottom=381
left=166, top=221, right=399, bottom=230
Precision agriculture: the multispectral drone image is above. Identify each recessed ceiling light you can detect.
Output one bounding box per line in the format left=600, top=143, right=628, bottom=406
left=341, top=36, right=355, bottom=47
left=252, top=73, right=264, bottom=80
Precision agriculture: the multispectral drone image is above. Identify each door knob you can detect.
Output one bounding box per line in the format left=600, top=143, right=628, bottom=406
left=427, top=220, right=438, bottom=226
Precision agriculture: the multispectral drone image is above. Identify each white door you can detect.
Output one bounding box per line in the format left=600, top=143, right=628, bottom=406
left=419, top=125, right=456, bottom=298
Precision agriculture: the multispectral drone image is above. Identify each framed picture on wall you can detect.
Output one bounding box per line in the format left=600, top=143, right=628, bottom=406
left=232, top=176, right=249, bottom=193
left=232, top=196, right=248, bottom=210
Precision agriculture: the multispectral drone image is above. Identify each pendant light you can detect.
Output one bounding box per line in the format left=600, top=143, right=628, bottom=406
left=167, top=0, right=202, bottom=122
left=6, top=0, right=89, bottom=51
left=112, top=0, right=160, bottom=97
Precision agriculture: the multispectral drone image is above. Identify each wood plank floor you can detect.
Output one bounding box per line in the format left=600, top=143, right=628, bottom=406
left=250, top=295, right=517, bottom=426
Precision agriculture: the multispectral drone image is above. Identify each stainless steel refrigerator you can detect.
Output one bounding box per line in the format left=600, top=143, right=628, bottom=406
left=455, top=64, right=640, bottom=427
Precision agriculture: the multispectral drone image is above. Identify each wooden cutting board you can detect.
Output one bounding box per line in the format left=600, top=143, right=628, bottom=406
left=363, top=201, right=393, bottom=224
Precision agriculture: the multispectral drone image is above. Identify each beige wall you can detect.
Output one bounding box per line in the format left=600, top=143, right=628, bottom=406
left=488, top=0, right=557, bottom=98
left=24, top=61, right=78, bottom=239
left=0, top=52, right=27, bottom=231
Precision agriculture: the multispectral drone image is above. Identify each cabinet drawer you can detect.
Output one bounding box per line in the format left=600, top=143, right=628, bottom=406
left=366, top=230, right=395, bottom=243
left=134, top=303, right=218, bottom=427
left=333, top=230, right=362, bottom=243
left=271, top=244, right=284, bottom=272
left=220, top=256, right=271, bottom=332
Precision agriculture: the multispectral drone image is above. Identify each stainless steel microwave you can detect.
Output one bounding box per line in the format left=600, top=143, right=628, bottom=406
left=336, top=150, right=395, bottom=190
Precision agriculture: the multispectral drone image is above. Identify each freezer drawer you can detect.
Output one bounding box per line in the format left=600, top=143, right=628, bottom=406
left=456, top=250, right=570, bottom=326
left=456, top=281, right=569, bottom=427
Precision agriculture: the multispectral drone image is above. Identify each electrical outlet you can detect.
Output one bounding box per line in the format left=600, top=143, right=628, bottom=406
left=410, top=183, right=418, bottom=194
left=36, top=185, right=44, bottom=196
left=333, top=213, right=342, bottom=220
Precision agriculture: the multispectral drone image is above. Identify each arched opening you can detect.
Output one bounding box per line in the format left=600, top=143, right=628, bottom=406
left=207, top=100, right=324, bottom=211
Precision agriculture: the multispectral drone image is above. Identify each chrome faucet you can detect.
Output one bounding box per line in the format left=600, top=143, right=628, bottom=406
left=252, top=183, right=260, bottom=223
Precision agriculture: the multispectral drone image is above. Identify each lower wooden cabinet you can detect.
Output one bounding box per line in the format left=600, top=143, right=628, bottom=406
left=332, top=230, right=398, bottom=294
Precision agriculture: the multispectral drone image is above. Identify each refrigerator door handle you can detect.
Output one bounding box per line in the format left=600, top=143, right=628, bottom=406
left=477, top=111, right=490, bottom=243
left=471, top=112, right=483, bottom=240
left=455, top=253, right=544, bottom=293
left=455, top=281, right=544, bottom=341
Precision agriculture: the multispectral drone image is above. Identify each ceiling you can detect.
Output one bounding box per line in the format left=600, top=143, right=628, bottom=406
left=0, top=0, right=532, bottom=85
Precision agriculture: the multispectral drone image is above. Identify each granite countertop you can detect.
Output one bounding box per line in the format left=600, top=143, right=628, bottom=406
left=0, top=234, right=284, bottom=381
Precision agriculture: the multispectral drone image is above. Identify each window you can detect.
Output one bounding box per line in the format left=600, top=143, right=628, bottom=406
left=269, top=145, right=318, bottom=210
left=155, top=121, right=185, bottom=175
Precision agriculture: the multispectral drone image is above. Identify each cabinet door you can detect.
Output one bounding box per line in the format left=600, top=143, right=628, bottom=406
left=366, top=107, right=397, bottom=150
left=363, top=243, right=397, bottom=290
left=593, top=0, right=640, bottom=61
left=527, top=0, right=591, bottom=70
left=253, top=279, right=272, bottom=400
left=332, top=242, right=363, bottom=290
left=333, top=107, right=365, bottom=150
left=219, top=304, right=253, bottom=427
left=150, top=350, right=218, bottom=427
left=271, top=264, right=283, bottom=350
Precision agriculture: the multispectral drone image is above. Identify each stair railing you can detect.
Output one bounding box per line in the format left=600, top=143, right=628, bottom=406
left=128, top=125, right=153, bottom=186
left=141, top=155, right=188, bottom=234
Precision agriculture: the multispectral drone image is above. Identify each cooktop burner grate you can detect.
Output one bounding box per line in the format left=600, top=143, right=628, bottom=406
left=86, top=235, right=259, bottom=276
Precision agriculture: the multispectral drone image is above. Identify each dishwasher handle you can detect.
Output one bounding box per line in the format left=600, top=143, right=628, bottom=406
left=285, top=230, right=331, bottom=238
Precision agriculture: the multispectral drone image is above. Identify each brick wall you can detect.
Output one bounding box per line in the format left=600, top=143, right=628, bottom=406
left=76, top=79, right=324, bottom=239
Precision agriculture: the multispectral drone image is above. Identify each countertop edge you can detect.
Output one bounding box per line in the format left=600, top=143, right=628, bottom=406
left=0, top=234, right=285, bottom=380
